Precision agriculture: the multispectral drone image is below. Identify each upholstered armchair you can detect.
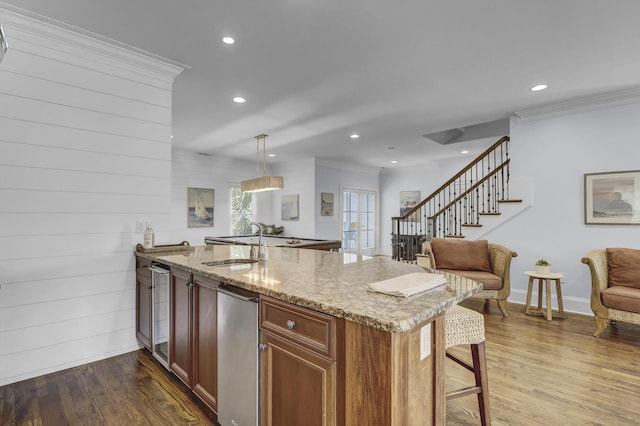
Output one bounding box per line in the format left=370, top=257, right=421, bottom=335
left=581, top=248, right=640, bottom=337
left=416, top=239, right=517, bottom=317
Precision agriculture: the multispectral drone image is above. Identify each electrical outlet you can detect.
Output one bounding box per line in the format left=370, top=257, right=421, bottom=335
left=136, top=221, right=146, bottom=233
left=420, top=323, right=431, bottom=360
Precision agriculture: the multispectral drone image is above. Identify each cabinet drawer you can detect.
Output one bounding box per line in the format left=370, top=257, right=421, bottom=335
left=259, top=296, right=336, bottom=359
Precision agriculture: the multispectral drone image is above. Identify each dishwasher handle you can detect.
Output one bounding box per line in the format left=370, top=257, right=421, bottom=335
left=218, top=286, right=259, bottom=303
left=149, top=265, right=170, bottom=274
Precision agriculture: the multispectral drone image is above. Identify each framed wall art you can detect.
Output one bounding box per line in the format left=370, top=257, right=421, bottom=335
left=187, top=187, right=214, bottom=227
left=584, top=170, right=640, bottom=225
left=321, top=192, right=334, bottom=216
left=281, top=194, right=299, bottom=221
left=400, top=190, right=420, bottom=216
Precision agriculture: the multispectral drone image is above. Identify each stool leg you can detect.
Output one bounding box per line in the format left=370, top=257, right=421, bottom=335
left=537, top=279, right=543, bottom=310
left=525, top=277, right=534, bottom=315
left=471, top=341, right=491, bottom=426
left=555, top=279, right=565, bottom=317
left=545, top=279, right=552, bottom=321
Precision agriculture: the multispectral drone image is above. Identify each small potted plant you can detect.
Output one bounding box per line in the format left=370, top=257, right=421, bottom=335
left=535, top=259, right=551, bottom=274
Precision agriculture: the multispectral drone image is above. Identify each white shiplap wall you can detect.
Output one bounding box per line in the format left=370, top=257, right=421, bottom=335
left=0, top=7, right=185, bottom=385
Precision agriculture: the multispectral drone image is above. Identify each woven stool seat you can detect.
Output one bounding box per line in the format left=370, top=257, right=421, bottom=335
left=445, top=304, right=485, bottom=348
left=445, top=304, right=491, bottom=425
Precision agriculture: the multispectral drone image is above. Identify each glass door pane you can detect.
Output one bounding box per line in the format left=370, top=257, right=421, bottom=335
left=341, top=187, right=377, bottom=256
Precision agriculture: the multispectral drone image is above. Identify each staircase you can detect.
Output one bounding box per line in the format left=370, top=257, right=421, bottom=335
left=391, top=136, right=525, bottom=262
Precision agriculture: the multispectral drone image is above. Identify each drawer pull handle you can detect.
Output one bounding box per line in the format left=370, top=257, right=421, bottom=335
left=286, top=319, right=296, bottom=330
left=258, top=343, right=267, bottom=352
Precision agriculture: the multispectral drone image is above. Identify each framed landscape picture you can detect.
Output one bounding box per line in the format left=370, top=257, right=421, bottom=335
left=400, top=190, right=420, bottom=216
left=187, top=187, right=214, bottom=227
left=321, top=192, right=334, bottom=216
left=584, top=170, right=640, bottom=225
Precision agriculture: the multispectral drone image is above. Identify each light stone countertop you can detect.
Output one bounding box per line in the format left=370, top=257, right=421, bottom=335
left=136, top=245, right=482, bottom=333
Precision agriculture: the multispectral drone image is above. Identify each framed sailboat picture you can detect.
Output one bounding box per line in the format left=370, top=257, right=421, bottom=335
left=187, top=187, right=214, bottom=227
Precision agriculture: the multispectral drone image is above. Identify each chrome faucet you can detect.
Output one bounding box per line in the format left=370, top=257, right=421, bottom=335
left=249, top=222, right=263, bottom=260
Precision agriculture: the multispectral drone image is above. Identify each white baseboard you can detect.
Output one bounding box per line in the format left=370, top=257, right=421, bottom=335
left=0, top=344, right=142, bottom=387
left=509, top=289, right=592, bottom=316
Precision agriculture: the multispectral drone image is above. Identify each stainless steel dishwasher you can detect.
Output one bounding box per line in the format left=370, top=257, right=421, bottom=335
left=217, top=286, right=259, bottom=426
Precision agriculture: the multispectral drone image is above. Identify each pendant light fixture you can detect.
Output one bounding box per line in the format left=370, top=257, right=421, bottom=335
left=240, top=133, right=284, bottom=193
left=0, top=21, right=8, bottom=65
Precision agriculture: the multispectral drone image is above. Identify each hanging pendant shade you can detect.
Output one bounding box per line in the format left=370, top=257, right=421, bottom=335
left=241, top=134, right=284, bottom=193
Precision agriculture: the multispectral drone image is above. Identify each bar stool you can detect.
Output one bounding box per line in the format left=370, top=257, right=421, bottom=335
left=445, top=304, right=491, bottom=426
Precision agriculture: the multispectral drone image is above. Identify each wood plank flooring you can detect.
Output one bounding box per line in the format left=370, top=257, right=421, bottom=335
left=0, top=350, right=216, bottom=425
left=447, top=299, right=640, bottom=425
left=1, top=300, right=639, bottom=425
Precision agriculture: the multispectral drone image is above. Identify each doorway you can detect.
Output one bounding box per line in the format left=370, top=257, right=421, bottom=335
left=340, top=186, right=377, bottom=256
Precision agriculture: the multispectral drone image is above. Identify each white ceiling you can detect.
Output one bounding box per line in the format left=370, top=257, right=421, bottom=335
left=3, top=0, right=640, bottom=169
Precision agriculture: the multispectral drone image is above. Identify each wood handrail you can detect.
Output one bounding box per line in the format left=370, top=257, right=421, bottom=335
left=427, top=161, right=509, bottom=219
left=391, top=136, right=510, bottom=220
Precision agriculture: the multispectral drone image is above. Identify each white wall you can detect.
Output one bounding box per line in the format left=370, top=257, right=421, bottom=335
left=270, top=158, right=316, bottom=238
left=315, top=160, right=380, bottom=242
left=166, top=149, right=257, bottom=245
left=486, top=103, right=640, bottom=314
left=0, top=7, right=184, bottom=386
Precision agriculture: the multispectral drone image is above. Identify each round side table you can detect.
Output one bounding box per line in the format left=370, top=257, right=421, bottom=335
left=523, top=271, right=565, bottom=321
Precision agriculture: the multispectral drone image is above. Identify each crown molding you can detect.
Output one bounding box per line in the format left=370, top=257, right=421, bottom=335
left=512, top=86, right=640, bottom=122
left=0, top=2, right=189, bottom=82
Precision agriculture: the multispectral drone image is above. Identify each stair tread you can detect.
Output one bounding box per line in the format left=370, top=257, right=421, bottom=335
left=461, top=224, right=483, bottom=227
left=444, top=234, right=465, bottom=239
left=497, top=199, right=523, bottom=203
left=479, top=212, right=501, bottom=216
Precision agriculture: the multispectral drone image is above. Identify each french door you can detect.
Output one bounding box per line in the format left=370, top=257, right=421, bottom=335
left=340, top=186, right=377, bottom=256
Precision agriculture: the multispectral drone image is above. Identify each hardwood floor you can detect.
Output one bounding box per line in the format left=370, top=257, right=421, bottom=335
left=447, top=299, right=640, bottom=425
left=0, top=350, right=216, bottom=425
left=1, top=300, right=639, bottom=425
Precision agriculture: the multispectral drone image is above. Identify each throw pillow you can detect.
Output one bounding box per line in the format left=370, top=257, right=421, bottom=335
left=607, top=248, right=640, bottom=289
left=430, top=238, right=491, bottom=272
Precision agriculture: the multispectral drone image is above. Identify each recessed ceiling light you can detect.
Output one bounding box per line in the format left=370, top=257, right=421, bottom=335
left=461, top=150, right=469, bottom=154
left=350, top=133, right=360, bottom=139
left=268, top=154, right=276, bottom=157
left=233, top=96, right=246, bottom=103
left=222, top=36, right=235, bottom=45
left=531, top=84, right=548, bottom=92
left=391, top=160, right=398, bottom=164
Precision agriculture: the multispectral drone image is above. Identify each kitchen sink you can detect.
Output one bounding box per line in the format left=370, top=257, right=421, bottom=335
left=201, top=258, right=258, bottom=267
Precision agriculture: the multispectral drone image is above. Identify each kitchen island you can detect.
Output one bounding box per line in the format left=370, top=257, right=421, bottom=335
left=135, top=244, right=481, bottom=425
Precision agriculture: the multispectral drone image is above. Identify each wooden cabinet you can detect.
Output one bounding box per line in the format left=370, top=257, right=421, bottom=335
left=135, top=257, right=152, bottom=349
left=170, top=268, right=218, bottom=413
left=259, top=296, right=344, bottom=426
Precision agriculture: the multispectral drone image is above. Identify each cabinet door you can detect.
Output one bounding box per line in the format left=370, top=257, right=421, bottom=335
left=170, top=268, right=192, bottom=386
left=191, top=274, right=218, bottom=412
left=135, top=259, right=152, bottom=349
left=261, top=332, right=336, bottom=426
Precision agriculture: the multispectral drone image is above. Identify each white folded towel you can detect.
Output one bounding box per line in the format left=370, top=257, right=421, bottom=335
left=368, top=272, right=447, bottom=297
